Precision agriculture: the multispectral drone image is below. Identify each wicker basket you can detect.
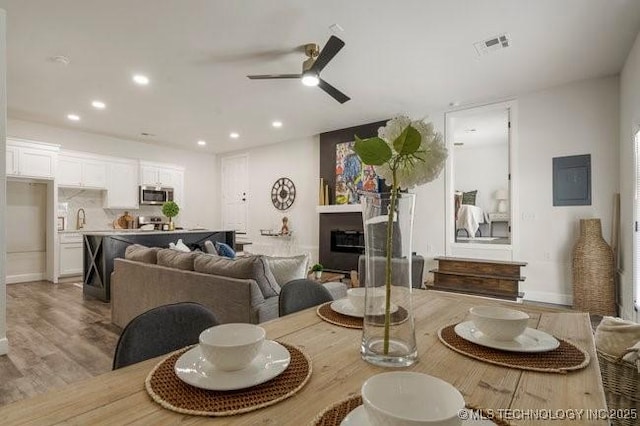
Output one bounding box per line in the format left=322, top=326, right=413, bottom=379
left=597, top=349, right=640, bottom=426
left=572, top=219, right=616, bottom=315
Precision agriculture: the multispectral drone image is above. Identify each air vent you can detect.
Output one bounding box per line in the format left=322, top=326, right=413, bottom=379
left=474, top=33, right=510, bottom=56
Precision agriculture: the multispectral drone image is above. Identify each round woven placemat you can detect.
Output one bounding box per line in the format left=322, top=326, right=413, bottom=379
left=311, top=394, right=512, bottom=426
left=145, top=342, right=311, bottom=416
left=316, top=302, right=409, bottom=329
left=438, top=324, right=590, bottom=373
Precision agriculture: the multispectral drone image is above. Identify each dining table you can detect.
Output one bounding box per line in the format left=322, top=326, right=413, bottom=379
left=0, top=290, right=608, bottom=425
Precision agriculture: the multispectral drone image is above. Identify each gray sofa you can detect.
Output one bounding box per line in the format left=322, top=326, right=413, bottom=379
left=111, top=246, right=346, bottom=328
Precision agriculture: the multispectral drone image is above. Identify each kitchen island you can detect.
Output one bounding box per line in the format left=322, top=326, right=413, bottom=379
left=82, top=229, right=234, bottom=302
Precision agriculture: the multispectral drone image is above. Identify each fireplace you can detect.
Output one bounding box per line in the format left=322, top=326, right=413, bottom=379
left=330, top=230, right=365, bottom=254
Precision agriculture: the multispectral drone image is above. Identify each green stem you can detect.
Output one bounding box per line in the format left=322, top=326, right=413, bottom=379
left=383, top=169, right=398, bottom=355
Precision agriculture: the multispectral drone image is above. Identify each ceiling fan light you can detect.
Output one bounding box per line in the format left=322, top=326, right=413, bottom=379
left=301, top=71, right=319, bottom=87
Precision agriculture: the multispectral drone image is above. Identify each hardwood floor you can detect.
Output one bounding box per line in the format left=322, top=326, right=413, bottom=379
left=0, top=281, right=119, bottom=406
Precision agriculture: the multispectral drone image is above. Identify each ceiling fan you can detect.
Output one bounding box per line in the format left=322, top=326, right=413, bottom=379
left=247, top=35, right=350, bottom=104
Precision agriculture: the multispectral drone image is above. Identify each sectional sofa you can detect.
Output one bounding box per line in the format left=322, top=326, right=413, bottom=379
left=111, top=245, right=347, bottom=328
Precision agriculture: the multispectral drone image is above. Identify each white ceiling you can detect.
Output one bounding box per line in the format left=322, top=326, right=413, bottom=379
left=0, top=0, right=639, bottom=154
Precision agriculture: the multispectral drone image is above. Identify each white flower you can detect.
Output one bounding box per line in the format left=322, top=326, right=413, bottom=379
left=374, top=116, right=447, bottom=189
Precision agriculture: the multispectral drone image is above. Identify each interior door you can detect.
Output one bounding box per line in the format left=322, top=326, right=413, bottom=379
left=221, top=154, right=248, bottom=234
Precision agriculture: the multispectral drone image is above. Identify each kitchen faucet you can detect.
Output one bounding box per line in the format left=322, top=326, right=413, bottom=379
left=76, top=208, right=86, bottom=230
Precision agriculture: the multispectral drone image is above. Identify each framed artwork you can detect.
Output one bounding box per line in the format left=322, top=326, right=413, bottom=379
left=553, top=154, right=591, bottom=206
left=57, top=216, right=65, bottom=231
left=335, top=141, right=379, bottom=204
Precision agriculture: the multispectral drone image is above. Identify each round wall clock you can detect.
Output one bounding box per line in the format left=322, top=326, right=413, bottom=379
left=271, top=177, right=296, bottom=210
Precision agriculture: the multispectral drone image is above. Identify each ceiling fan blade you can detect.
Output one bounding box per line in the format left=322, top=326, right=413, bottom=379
left=318, top=78, right=350, bottom=104
left=310, top=35, right=345, bottom=74
left=247, top=74, right=301, bottom=80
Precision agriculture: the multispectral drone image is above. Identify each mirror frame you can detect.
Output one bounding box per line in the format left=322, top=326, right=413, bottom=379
left=444, top=100, right=520, bottom=260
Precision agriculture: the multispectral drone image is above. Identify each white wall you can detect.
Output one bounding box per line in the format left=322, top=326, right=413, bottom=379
left=218, top=136, right=320, bottom=262
left=7, top=119, right=220, bottom=229
left=6, top=181, right=46, bottom=282
left=516, top=76, right=619, bottom=304
left=412, top=76, right=620, bottom=303
left=619, top=31, right=640, bottom=321
left=0, top=9, right=8, bottom=355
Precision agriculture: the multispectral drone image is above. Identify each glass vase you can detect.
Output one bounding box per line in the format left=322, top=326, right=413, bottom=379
left=360, top=192, right=417, bottom=367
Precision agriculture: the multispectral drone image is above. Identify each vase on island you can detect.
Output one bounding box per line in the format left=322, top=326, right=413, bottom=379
left=360, top=192, right=417, bottom=367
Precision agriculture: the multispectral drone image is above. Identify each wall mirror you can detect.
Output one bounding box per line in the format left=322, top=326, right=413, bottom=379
left=444, top=101, right=517, bottom=260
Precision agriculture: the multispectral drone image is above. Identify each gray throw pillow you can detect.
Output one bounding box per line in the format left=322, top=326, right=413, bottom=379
left=124, top=244, right=160, bottom=264
left=263, top=254, right=310, bottom=287
left=157, top=249, right=198, bottom=271
left=194, top=254, right=281, bottom=298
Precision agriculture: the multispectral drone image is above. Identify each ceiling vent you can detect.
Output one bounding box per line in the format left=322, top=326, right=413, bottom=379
left=474, top=33, right=510, bottom=56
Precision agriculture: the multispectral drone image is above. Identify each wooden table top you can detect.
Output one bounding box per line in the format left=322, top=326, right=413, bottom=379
left=0, top=290, right=607, bottom=425
left=307, top=271, right=346, bottom=284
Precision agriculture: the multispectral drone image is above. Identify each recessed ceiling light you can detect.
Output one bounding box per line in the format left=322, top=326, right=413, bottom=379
left=133, top=74, right=149, bottom=85
left=197, top=140, right=206, bottom=146
left=229, top=132, right=239, bottom=139
left=91, top=100, right=106, bottom=109
left=67, top=114, right=80, bottom=121
left=272, top=121, right=283, bottom=128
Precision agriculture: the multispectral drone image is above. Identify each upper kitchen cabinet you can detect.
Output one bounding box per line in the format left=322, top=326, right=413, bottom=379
left=58, top=151, right=107, bottom=189
left=104, top=159, right=139, bottom=209
left=140, top=161, right=185, bottom=207
left=6, top=138, right=59, bottom=179
left=140, top=162, right=183, bottom=188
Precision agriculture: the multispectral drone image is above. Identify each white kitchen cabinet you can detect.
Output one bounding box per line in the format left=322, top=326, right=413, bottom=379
left=6, top=139, right=58, bottom=179
left=105, top=159, right=139, bottom=209
left=57, top=152, right=107, bottom=189
left=59, top=233, right=83, bottom=277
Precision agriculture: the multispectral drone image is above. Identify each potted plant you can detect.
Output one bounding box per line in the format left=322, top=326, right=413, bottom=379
left=311, top=263, right=323, bottom=279
left=162, top=201, right=180, bottom=231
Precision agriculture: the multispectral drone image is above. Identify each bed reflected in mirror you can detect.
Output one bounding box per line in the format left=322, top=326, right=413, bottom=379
left=451, top=107, right=511, bottom=245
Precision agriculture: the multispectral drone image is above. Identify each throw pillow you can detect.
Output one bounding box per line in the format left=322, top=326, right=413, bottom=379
left=157, top=249, right=198, bottom=271
left=174, top=239, right=191, bottom=253
left=203, top=240, right=218, bottom=255
left=263, top=254, right=310, bottom=287
left=462, top=190, right=477, bottom=205
left=124, top=244, right=160, bottom=264
left=194, top=254, right=281, bottom=298
left=214, top=241, right=236, bottom=259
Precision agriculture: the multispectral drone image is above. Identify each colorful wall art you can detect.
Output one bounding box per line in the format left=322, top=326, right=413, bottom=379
left=335, top=141, right=379, bottom=204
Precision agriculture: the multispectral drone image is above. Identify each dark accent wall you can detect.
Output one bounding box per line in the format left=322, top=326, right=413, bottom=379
left=318, top=120, right=388, bottom=273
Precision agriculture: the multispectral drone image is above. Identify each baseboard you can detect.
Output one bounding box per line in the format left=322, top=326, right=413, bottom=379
left=6, top=273, right=45, bottom=284
left=523, top=290, right=572, bottom=306
left=0, top=337, right=8, bottom=355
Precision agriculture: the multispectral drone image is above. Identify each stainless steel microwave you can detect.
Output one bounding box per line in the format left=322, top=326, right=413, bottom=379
left=139, top=186, right=174, bottom=205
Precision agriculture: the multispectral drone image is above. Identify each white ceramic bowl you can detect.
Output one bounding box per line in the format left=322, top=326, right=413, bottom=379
left=199, top=323, right=265, bottom=371
left=362, top=372, right=464, bottom=426
left=347, top=287, right=385, bottom=313
left=469, top=306, right=529, bottom=341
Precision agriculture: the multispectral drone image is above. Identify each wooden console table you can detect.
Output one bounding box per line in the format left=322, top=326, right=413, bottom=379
left=429, top=256, right=526, bottom=301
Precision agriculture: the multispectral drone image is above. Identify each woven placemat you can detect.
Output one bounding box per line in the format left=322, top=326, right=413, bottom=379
left=438, top=324, right=590, bottom=373
left=145, top=342, right=311, bottom=416
left=316, top=302, right=409, bottom=329
left=311, top=394, right=512, bottom=426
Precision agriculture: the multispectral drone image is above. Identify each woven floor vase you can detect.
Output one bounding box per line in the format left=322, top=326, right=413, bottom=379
left=572, top=218, right=615, bottom=315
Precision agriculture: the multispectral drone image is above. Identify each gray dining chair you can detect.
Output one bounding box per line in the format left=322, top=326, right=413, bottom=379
left=112, top=302, right=219, bottom=370
left=279, top=279, right=334, bottom=317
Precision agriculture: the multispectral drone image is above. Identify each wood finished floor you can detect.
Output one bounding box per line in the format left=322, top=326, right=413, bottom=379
left=0, top=281, right=119, bottom=406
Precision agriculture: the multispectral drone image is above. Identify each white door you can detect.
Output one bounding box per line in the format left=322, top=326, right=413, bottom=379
left=221, top=154, right=248, bottom=234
